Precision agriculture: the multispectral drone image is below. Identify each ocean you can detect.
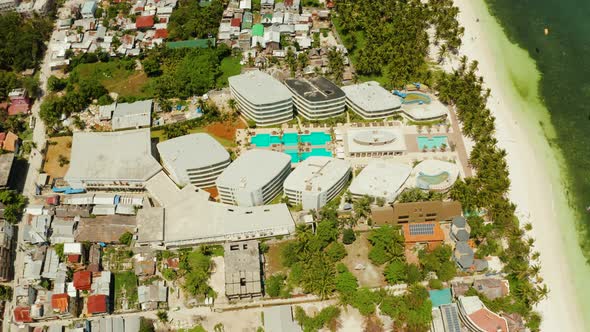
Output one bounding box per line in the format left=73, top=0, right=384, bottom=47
left=482, top=1, right=590, bottom=251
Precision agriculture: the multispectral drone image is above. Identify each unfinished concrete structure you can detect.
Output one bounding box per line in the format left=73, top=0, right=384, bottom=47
left=223, top=240, right=262, bottom=300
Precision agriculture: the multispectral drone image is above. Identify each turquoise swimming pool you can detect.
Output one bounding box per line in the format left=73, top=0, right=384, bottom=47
left=417, top=136, right=448, bottom=150
left=251, top=131, right=331, bottom=147
left=284, top=148, right=333, bottom=163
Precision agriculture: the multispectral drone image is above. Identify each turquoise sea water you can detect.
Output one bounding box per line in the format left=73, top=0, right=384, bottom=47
left=484, top=0, right=590, bottom=248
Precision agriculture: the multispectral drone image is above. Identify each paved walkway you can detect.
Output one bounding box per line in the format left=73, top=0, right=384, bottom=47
left=447, top=108, right=473, bottom=177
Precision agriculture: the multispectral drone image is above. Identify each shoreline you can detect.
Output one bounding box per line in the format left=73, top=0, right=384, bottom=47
left=450, top=0, right=590, bottom=330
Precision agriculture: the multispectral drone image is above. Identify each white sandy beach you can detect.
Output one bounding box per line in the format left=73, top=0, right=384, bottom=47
left=449, top=0, right=590, bottom=330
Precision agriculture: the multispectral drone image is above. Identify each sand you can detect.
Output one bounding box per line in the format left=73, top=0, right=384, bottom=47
left=448, top=0, right=590, bottom=330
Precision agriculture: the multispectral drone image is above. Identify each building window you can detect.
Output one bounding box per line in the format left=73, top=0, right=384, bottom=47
left=240, top=278, right=246, bottom=286
left=230, top=245, right=239, bottom=251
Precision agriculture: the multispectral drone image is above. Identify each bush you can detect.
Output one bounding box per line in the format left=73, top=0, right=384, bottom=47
left=342, top=228, right=356, bottom=245
left=428, top=278, right=444, bottom=290
left=119, top=231, right=133, bottom=246
left=265, top=274, right=287, bottom=297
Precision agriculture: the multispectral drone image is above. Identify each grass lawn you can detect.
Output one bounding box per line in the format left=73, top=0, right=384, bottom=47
left=150, top=127, right=235, bottom=147
left=217, top=56, right=242, bottom=88
left=43, top=136, right=72, bottom=181
left=114, top=271, right=138, bottom=310
left=266, top=240, right=293, bottom=275
left=74, top=60, right=154, bottom=98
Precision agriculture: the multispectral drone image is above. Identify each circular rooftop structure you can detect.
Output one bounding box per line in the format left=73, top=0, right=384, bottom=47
left=352, top=130, right=398, bottom=146
left=412, top=159, right=459, bottom=191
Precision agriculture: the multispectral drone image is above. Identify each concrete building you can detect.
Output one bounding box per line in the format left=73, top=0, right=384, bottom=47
left=0, top=221, right=14, bottom=281
left=283, top=156, right=350, bottom=210
left=0, top=0, right=18, bottom=13
left=341, top=81, right=402, bottom=119
left=157, top=133, right=231, bottom=188
left=349, top=161, right=412, bottom=203
left=64, top=129, right=162, bottom=190
left=264, top=305, right=302, bottom=332
left=216, top=149, right=291, bottom=206
left=0, top=153, right=15, bottom=190
left=229, top=71, right=293, bottom=126
left=137, top=173, right=296, bottom=247
left=224, top=240, right=262, bottom=299
left=371, top=200, right=462, bottom=226
left=457, top=296, right=509, bottom=332
left=138, top=280, right=167, bottom=310
left=284, top=77, right=345, bottom=120
left=111, top=100, right=152, bottom=131
left=344, top=127, right=407, bottom=158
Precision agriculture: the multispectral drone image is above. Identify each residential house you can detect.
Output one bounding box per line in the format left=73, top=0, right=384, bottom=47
left=0, top=131, right=20, bottom=152
left=134, top=254, right=156, bottom=276
left=263, top=25, right=280, bottom=51
left=7, top=88, right=31, bottom=116
left=136, top=15, right=155, bottom=30
left=450, top=216, right=470, bottom=242
left=402, top=222, right=445, bottom=251
left=241, top=11, right=252, bottom=29
left=13, top=306, right=33, bottom=324
left=87, top=294, right=108, bottom=315
left=24, top=215, right=52, bottom=244
left=50, top=219, right=77, bottom=243
left=473, top=278, right=510, bottom=300
left=41, top=248, right=61, bottom=279
left=73, top=271, right=92, bottom=291
left=91, top=271, right=112, bottom=296
left=454, top=241, right=487, bottom=272
left=111, top=100, right=153, bottom=131
left=224, top=240, right=263, bottom=299
left=137, top=280, right=167, bottom=310
left=80, top=0, right=97, bottom=19
left=261, top=0, right=274, bottom=10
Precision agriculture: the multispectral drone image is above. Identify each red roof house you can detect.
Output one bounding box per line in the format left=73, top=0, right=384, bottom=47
left=87, top=294, right=108, bottom=315
left=13, top=306, right=32, bottom=323
left=73, top=271, right=92, bottom=290
left=51, top=293, right=69, bottom=313
left=1, top=132, right=19, bottom=152
left=154, top=29, right=168, bottom=39
left=135, top=15, right=154, bottom=29
left=46, top=195, right=60, bottom=206
left=7, top=88, right=30, bottom=116
left=231, top=18, right=241, bottom=27
left=68, top=254, right=81, bottom=263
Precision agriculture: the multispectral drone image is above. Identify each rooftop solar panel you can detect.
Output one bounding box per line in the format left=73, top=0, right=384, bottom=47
left=441, top=304, right=462, bottom=332
left=409, top=223, right=435, bottom=236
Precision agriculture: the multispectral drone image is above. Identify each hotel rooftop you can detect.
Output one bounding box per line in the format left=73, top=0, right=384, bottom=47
left=228, top=70, right=291, bottom=105
left=283, top=157, right=350, bottom=195
left=216, top=149, right=290, bottom=192
left=284, top=77, right=345, bottom=102
left=349, top=161, right=412, bottom=203
left=341, top=81, right=402, bottom=118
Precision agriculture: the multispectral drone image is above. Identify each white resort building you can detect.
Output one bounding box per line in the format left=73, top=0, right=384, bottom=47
left=283, top=156, right=351, bottom=210
left=157, top=133, right=231, bottom=188
left=216, top=149, right=291, bottom=206
left=349, top=161, right=412, bottom=203
left=229, top=70, right=293, bottom=126
left=412, top=159, right=460, bottom=192
left=344, top=127, right=407, bottom=158
left=138, top=173, right=296, bottom=248
left=341, top=81, right=402, bottom=119
left=64, top=129, right=162, bottom=190
left=284, top=77, right=346, bottom=120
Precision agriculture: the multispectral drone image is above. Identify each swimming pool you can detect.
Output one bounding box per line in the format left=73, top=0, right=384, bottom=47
left=403, top=92, right=432, bottom=105
left=284, top=148, right=333, bottom=163
left=251, top=131, right=331, bottom=147
left=417, top=136, right=448, bottom=150
left=417, top=171, right=450, bottom=189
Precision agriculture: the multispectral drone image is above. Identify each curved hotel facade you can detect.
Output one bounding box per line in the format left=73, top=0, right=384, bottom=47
left=284, top=77, right=346, bottom=120
left=216, top=149, right=292, bottom=207
left=157, top=133, right=231, bottom=188
left=283, top=156, right=351, bottom=210
left=229, top=71, right=293, bottom=126
left=341, top=81, right=403, bottom=119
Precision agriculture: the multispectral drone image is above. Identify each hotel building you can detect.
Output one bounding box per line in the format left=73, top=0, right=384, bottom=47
left=229, top=71, right=293, bottom=126
left=341, top=81, right=403, bottom=119
left=284, top=77, right=346, bottom=120
left=283, top=156, right=351, bottom=210
left=157, top=133, right=231, bottom=188
left=216, top=149, right=291, bottom=206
